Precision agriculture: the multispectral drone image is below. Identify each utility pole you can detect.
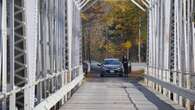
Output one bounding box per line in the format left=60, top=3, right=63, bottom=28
left=105, top=27, right=108, bottom=58
left=138, top=17, right=141, bottom=63
left=87, top=26, right=91, bottom=63
left=82, top=27, right=86, bottom=62
left=127, top=48, right=129, bottom=60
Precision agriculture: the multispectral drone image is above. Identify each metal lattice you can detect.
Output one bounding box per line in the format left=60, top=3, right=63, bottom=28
left=14, top=0, right=26, bottom=109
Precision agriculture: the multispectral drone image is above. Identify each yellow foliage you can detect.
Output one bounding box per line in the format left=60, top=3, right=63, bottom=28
left=105, top=0, right=131, bottom=12
left=115, top=24, right=122, bottom=29
left=104, top=43, right=116, bottom=54
left=121, top=40, right=132, bottom=49
left=81, top=13, right=88, bottom=21
left=135, top=37, right=145, bottom=45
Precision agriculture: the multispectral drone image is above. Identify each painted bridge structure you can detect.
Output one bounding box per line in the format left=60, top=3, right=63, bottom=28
left=0, top=0, right=195, bottom=110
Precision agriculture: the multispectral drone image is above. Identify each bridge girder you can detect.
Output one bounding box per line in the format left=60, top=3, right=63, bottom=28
left=0, top=0, right=83, bottom=110
left=0, top=0, right=194, bottom=110
left=145, top=0, right=195, bottom=110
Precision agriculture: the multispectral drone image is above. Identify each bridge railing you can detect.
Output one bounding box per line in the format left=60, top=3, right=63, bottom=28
left=146, top=0, right=195, bottom=109
left=145, top=66, right=195, bottom=102
left=34, top=69, right=84, bottom=110
left=0, top=0, right=84, bottom=110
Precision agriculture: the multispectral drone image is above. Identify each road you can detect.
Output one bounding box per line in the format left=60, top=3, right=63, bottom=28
left=90, top=62, right=146, bottom=74
left=60, top=76, right=184, bottom=110
left=131, top=63, right=146, bottom=71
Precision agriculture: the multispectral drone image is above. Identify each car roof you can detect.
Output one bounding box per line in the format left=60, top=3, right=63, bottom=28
left=104, top=58, right=119, bottom=61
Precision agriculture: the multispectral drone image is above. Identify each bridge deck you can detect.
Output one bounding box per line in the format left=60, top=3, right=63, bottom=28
left=60, top=77, right=184, bottom=110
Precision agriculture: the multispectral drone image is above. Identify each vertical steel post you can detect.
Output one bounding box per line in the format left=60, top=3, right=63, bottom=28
left=67, top=0, right=73, bottom=99
left=24, top=0, right=38, bottom=109
left=8, top=0, right=16, bottom=109
left=2, top=0, right=7, bottom=109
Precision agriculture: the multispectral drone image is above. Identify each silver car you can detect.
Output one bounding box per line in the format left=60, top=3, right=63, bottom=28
left=98, top=58, right=124, bottom=77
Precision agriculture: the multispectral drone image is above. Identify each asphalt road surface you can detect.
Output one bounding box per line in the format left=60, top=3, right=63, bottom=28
left=60, top=76, right=184, bottom=110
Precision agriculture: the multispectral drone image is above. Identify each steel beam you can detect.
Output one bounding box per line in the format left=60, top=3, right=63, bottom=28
left=0, top=0, right=83, bottom=109
left=2, top=0, right=7, bottom=109
left=145, top=75, right=195, bottom=102
left=146, top=0, right=195, bottom=109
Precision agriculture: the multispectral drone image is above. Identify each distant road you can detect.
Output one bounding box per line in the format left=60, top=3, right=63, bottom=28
left=89, top=61, right=146, bottom=74
left=131, top=63, right=146, bottom=71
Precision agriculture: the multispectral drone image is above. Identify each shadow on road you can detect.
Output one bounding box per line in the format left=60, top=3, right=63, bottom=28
left=85, top=72, right=179, bottom=110
left=130, top=80, right=178, bottom=110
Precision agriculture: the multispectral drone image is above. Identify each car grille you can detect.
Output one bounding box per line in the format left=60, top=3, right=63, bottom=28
left=105, top=69, right=121, bottom=73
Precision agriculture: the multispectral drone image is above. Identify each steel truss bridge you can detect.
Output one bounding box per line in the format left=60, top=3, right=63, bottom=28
left=0, top=0, right=194, bottom=110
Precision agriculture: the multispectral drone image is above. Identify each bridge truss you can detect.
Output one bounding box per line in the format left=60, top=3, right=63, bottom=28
left=0, top=0, right=195, bottom=110
left=145, top=0, right=195, bottom=110
left=0, top=0, right=85, bottom=110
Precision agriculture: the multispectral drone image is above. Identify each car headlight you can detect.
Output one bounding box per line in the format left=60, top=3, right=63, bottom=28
left=117, top=68, right=121, bottom=70
left=115, top=68, right=122, bottom=71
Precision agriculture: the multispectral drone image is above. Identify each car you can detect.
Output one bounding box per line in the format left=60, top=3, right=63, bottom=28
left=98, top=58, right=124, bottom=77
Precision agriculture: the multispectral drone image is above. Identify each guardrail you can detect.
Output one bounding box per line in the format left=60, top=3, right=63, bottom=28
left=71, top=66, right=81, bottom=81
left=0, top=71, right=66, bottom=100
left=145, top=75, right=195, bottom=102
left=34, top=73, right=84, bottom=110
left=0, top=65, right=84, bottom=110
left=145, top=66, right=195, bottom=107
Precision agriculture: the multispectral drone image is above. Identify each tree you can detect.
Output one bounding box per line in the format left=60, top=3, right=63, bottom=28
left=81, top=0, right=147, bottom=61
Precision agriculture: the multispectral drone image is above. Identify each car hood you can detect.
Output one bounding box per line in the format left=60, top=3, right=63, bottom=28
left=103, top=65, right=122, bottom=69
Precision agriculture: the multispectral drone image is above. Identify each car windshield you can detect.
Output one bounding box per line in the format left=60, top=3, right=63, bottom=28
left=103, top=60, right=121, bottom=65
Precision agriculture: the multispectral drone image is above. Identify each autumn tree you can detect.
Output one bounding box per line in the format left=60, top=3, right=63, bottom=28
left=82, top=0, right=147, bottom=62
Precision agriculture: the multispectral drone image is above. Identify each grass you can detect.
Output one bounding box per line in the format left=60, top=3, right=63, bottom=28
left=128, top=69, right=145, bottom=81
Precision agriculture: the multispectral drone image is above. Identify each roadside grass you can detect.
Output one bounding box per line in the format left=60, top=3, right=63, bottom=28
left=128, top=69, right=145, bottom=81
